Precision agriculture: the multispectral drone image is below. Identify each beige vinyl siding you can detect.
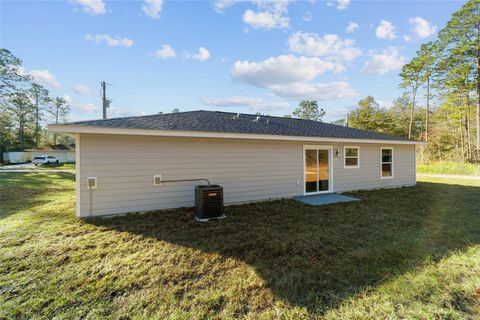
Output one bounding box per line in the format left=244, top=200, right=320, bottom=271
left=331, top=143, right=416, bottom=192
left=78, top=134, right=302, bottom=217
left=77, top=134, right=416, bottom=217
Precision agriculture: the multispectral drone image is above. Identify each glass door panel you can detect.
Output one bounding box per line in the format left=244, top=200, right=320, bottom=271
left=305, top=149, right=317, bottom=193
left=305, top=148, right=330, bottom=193
left=318, top=150, right=329, bottom=191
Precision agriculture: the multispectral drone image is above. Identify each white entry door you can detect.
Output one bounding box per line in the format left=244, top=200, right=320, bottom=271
left=304, top=146, right=332, bottom=194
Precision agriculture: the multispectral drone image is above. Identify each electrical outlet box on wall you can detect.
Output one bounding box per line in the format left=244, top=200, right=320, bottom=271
left=87, top=177, right=97, bottom=190
left=153, top=175, right=162, bottom=186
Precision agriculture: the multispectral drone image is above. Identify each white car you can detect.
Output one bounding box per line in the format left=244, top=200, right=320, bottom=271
left=32, top=155, right=59, bottom=166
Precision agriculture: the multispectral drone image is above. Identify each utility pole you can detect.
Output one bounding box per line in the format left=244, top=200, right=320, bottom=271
left=101, top=81, right=110, bottom=119
left=34, top=91, right=39, bottom=147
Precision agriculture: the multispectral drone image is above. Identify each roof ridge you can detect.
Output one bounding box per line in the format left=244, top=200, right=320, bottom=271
left=210, top=110, right=346, bottom=126
left=206, top=110, right=415, bottom=141
left=66, top=110, right=205, bottom=125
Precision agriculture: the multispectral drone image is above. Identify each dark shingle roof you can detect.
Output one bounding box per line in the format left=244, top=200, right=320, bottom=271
left=60, top=110, right=412, bottom=142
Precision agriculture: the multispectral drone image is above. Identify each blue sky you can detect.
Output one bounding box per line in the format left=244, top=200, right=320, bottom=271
left=1, top=0, right=466, bottom=122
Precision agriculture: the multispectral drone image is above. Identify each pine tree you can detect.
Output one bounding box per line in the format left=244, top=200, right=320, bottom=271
left=48, top=97, right=70, bottom=145
left=437, top=0, right=480, bottom=159
left=6, top=92, right=34, bottom=151
left=28, top=83, right=50, bottom=147
left=292, top=101, right=325, bottom=121
left=400, top=56, right=424, bottom=139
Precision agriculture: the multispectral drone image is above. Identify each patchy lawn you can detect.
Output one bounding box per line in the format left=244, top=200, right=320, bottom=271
left=417, top=161, right=480, bottom=176
left=30, top=163, right=76, bottom=170
left=0, top=173, right=479, bottom=319
left=0, top=163, right=75, bottom=171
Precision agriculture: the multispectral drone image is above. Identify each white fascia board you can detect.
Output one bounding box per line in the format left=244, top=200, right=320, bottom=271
left=48, top=124, right=427, bottom=145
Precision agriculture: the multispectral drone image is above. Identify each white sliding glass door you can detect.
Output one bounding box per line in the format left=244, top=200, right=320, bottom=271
left=304, top=146, right=332, bottom=194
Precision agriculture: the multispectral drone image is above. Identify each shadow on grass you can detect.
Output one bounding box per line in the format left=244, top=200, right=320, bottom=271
left=0, top=172, right=75, bottom=219
left=35, top=163, right=75, bottom=169
left=88, top=182, right=479, bottom=314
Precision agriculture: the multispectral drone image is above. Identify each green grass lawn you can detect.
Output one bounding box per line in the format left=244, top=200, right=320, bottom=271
left=0, top=163, right=76, bottom=170
left=1, top=173, right=479, bottom=319
left=417, top=161, right=480, bottom=176
left=30, top=163, right=76, bottom=170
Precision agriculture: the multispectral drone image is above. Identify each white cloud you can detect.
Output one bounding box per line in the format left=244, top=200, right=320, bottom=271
left=142, top=0, right=164, bottom=19
left=154, top=44, right=176, bottom=59
left=202, top=96, right=264, bottom=107
left=213, top=1, right=291, bottom=30
left=242, top=1, right=290, bottom=30
left=28, top=69, right=61, bottom=89
left=243, top=9, right=289, bottom=30
left=362, top=47, right=405, bottom=75
left=85, top=34, right=133, bottom=47
left=336, top=0, right=350, bottom=10
left=73, top=0, right=106, bottom=16
left=232, top=55, right=337, bottom=87
left=186, top=47, right=210, bottom=62
left=231, top=54, right=356, bottom=101
left=213, top=0, right=239, bottom=13
left=375, top=20, right=396, bottom=40
left=63, top=94, right=73, bottom=105
left=302, top=11, right=312, bottom=22
left=408, top=17, right=437, bottom=38
left=269, top=82, right=357, bottom=100
left=76, top=103, right=99, bottom=113
left=72, top=103, right=145, bottom=117
left=109, top=107, right=147, bottom=118
left=376, top=99, right=393, bottom=108
left=403, top=35, right=412, bottom=42
left=346, top=22, right=359, bottom=33
left=326, top=105, right=356, bottom=119
left=287, top=32, right=361, bottom=62
left=201, top=96, right=289, bottom=112
left=74, top=84, right=92, bottom=95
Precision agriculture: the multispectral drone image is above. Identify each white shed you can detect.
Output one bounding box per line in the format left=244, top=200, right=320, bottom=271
left=2, top=152, right=31, bottom=164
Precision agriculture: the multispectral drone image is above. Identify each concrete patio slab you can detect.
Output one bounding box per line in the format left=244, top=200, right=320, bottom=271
left=293, top=193, right=360, bottom=206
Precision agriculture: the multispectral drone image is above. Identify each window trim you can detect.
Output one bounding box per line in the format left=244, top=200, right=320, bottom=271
left=380, top=147, right=394, bottom=179
left=344, top=146, right=360, bottom=169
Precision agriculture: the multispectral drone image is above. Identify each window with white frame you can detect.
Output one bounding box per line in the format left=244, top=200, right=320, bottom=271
left=344, top=146, right=359, bottom=168
left=380, top=147, right=393, bottom=178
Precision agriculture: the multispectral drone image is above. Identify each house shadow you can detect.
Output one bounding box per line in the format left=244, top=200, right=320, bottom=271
left=87, top=181, right=480, bottom=315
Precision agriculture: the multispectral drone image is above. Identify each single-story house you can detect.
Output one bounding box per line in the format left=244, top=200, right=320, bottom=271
left=26, top=144, right=76, bottom=163
left=49, top=110, right=426, bottom=218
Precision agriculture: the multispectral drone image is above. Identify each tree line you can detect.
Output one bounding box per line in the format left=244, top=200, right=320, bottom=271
left=284, top=1, right=478, bottom=163
left=2, top=0, right=477, bottom=164
left=346, top=0, right=479, bottom=163
left=0, top=49, right=72, bottom=158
